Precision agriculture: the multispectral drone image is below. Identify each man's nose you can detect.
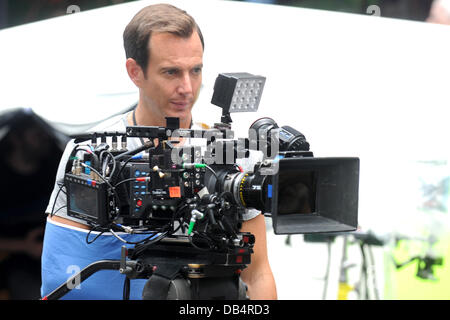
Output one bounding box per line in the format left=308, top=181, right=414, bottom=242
left=177, top=73, right=193, bottom=95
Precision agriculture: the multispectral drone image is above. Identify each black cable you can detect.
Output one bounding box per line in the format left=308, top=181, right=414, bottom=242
left=123, top=277, right=130, bottom=300
left=114, top=141, right=153, bottom=161
left=204, top=164, right=219, bottom=181
left=114, top=144, right=155, bottom=183
left=106, top=151, right=117, bottom=178
left=86, top=229, right=106, bottom=244
left=52, top=205, right=67, bottom=215
left=80, top=163, right=114, bottom=189
left=108, top=228, right=162, bottom=245
left=207, top=206, right=217, bottom=225
left=100, top=150, right=117, bottom=178
left=131, top=231, right=169, bottom=257
left=172, top=218, right=184, bottom=234
left=169, top=203, right=189, bottom=234
left=57, top=182, right=67, bottom=195
left=64, top=144, right=93, bottom=174
left=50, top=182, right=66, bottom=217
left=188, top=232, right=213, bottom=252
left=113, top=154, right=135, bottom=181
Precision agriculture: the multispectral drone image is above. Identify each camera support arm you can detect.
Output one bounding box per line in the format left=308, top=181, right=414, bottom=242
left=42, top=247, right=144, bottom=300
left=42, top=259, right=122, bottom=300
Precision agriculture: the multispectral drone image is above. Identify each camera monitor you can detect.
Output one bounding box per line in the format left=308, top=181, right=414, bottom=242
left=65, top=174, right=109, bottom=226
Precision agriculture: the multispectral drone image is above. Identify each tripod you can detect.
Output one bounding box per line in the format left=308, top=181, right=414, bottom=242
left=42, top=236, right=251, bottom=300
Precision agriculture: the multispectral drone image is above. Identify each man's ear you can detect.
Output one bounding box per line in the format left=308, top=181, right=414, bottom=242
left=126, top=58, right=145, bottom=88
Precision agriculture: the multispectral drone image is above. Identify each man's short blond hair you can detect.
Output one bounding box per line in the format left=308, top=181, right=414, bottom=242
left=123, top=4, right=204, bottom=74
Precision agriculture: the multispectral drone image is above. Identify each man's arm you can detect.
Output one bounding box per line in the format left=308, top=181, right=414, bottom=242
left=240, top=214, right=277, bottom=300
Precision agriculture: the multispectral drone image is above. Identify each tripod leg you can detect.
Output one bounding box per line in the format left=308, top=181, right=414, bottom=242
left=189, top=276, right=243, bottom=300
left=142, top=274, right=172, bottom=300
left=141, top=263, right=183, bottom=300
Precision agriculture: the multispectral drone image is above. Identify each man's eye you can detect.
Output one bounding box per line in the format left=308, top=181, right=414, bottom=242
left=192, top=67, right=202, bottom=74
left=166, top=69, right=178, bottom=75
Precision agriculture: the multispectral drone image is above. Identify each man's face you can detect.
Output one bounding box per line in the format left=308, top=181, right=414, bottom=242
left=137, top=31, right=203, bottom=127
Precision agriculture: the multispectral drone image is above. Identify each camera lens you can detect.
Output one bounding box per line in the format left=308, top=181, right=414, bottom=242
left=220, top=170, right=267, bottom=211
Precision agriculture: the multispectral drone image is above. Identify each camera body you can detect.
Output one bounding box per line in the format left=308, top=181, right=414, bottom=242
left=64, top=122, right=267, bottom=255
left=65, top=116, right=360, bottom=243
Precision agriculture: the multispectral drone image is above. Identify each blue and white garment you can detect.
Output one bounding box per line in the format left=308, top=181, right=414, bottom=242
left=41, top=218, right=149, bottom=300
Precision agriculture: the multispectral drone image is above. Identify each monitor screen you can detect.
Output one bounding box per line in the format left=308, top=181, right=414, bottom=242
left=68, top=182, right=99, bottom=218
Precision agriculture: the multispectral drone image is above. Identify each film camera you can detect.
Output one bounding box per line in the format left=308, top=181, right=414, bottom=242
left=46, top=73, right=360, bottom=300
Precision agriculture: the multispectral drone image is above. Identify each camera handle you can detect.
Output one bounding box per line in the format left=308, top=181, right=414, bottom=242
left=42, top=260, right=122, bottom=300
left=42, top=246, right=144, bottom=300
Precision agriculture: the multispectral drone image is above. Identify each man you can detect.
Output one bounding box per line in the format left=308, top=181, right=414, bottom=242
left=41, top=3, right=277, bottom=300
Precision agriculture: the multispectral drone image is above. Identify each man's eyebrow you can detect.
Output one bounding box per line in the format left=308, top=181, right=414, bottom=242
left=159, top=64, right=203, bottom=72
left=160, top=66, right=179, bottom=72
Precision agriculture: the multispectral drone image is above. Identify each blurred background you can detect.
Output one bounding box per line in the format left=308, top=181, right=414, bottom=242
left=0, top=0, right=448, bottom=300
left=1, top=0, right=448, bottom=30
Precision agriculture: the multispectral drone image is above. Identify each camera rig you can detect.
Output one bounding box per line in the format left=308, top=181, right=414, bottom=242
left=44, top=73, right=360, bottom=300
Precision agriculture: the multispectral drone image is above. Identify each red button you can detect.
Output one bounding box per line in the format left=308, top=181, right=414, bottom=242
left=136, top=199, right=143, bottom=207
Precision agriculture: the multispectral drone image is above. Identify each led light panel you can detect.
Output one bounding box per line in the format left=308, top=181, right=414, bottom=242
left=211, top=73, right=266, bottom=113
